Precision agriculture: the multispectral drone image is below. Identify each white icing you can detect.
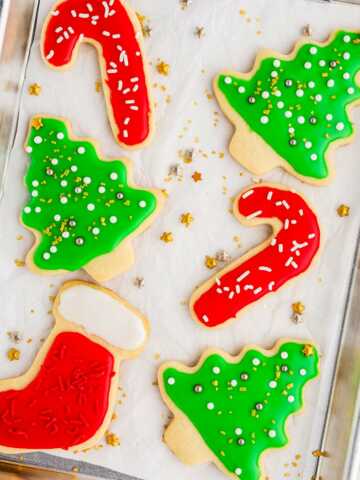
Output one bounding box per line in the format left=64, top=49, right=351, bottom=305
left=58, top=284, right=146, bottom=350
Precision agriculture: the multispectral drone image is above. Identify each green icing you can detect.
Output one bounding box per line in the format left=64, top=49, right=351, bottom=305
left=22, top=117, right=157, bottom=272
left=217, top=30, right=360, bottom=181
left=162, top=342, right=319, bottom=480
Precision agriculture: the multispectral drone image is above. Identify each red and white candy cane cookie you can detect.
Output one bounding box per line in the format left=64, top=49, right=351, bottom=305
left=41, top=0, right=153, bottom=149
left=190, top=184, right=321, bottom=328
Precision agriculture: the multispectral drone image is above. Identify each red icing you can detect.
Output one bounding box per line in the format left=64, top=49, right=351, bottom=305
left=42, top=0, right=151, bottom=147
left=0, top=332, right=115, bottom=450
left=193, top=185, right=321, bottom=328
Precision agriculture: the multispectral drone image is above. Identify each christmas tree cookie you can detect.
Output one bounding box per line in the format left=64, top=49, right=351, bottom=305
left=214, top=30, right=360, bottom=185
left=21, top=116, right=164, bottom=282
left=42, top=0, right=154, bottom=149
left=159, top=340, right=319, bottom=480
left=0, top=280, right=149, bottom=453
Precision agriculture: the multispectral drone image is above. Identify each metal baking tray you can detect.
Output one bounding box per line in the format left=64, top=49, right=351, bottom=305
left=0, top=1, right=359, bottom=479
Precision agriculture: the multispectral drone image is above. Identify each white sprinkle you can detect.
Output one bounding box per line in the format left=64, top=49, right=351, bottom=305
left=230, top=379, right=238, bottom=387
left=109, top=216, right=118, bottom=224
left=244, top=284, right=254, bottom=291
left=299, top=209, right=304, bottom=216
left=25, top=146, right=33, bottom=153
left=56, top=36, right=64, bottom=44
left=235, top=427, right=243, bottom=435
left=117, top=80, right=123, bottom=91
left=216, top=288, right=223, bottom=294
left=34, top=136, right=42, bottom=144
left=64, top=31, right=69, bottom=40
left=202, top=314, right=209, bottom=323
left=260, top=115, right=269, bottom=124
left=288, top=395, right=295, bottom=403
left=315, top=94, right=322, bottom=102
left=259, top=266, right=272, bottom=272
left=235, top=284, right=240, bottom=294
left=284, top=219, right=290, bottom=230
left=57, top=132, right=64, bottom=140
left=252, top=358, right=261, bottom=366
left=285, top=256, right=293, bottom=267
left=277, top=101, right=284, bottom=109
left=60, top=196, right=67, bottom=204
left=229, top=291, right=235, bottom=299
left=343, top=72, right=350, bottom=80
left=297, top=116, right=305, bottom=125
left=31, top=190, right=38, bottom=198
left=262, top=91, right=270, bottom=99
left=296, top=89, right=304, bottom=97
left=319, top=59, right=326, bottom=67
left=326, top=113, right=333, bottom=121
left=254, top=287, right=262, bottom=295
left=78, top=13, right=90, bottom=18
left=70, top=9, right=77, bottom=17
left=51, top=10, right=59, bottom=16
left=77, top=146, right=86, bottom=154
left=131, top=77, right=139, bottom=83
left=281, top=351, right=288, bottom=359
left=54, top=214, right=61, bottom=221
left=268, top=281, right=275, bottom=291
left=70, top=165, right=78, bottom=172
left=60, top=180, right=68, bottom=187
left=310, top=46, right=318, bottom=55
left=212, top=366, right=220, bottom=374
left=305, top=141, right=312, bottom=149
left=237, top=270, right=250, bottom=283
left=343, top=52, right=350, bottom=60
left=238, top=86, right=246, bottom=94
left=139, top=200, right=147, bottom=208
left=235, top=468, right=242, bottom=476
left=246, top=210, right=262, bottom=220
left=268, top=430, right=277, bottom=438
left=308, top=233, right=316, bottom=239
left=123, top=129, right=129, bottom=138
left=269, top=380, right=277, bottom=389
left=267, top=191, right=273, bottom=201
left=311, top=153, right=318, bottom=161
left=348, top=87, right=355, bottom=95
left=124, top=117, right=130, bottom=125
left=87, top=203, right=95, bottom=211
left=271, top=238, right=277, bottom=246
left=215, top=277, right=221, bottom=286
left=43, top=252, right=50, bottom=260
left=50, top=246, right=57, bottom=253
left=32, top=180, right=39, bottom=187
left=327, top=79, right=335, bottom=88
left=110, top=172, right=118, bottom=181
left=223, top=287, right=230, bottom=292
left=130, top=106, right=139, bottom=111
left=62, top=231, right=69, bottom=239
left=242, top=189, right=254, bottom=199
left=83, top=176, right=91, bottom=185
left=343, top=34, right=351, bottom=43
left=24, top=206, right=31, bottom=214
left=46, top=50, right=55, bottom=60
left=98, top=186, right=106, bottom=194
left=304, top=61, right=312, bottom=70
left=51, top=158, right=58, bottom=166
left=112, top=33, right=121, bottom=39
left=282, top=200, right=290, bottom=210
left=167, top=377, right=175, bottom=385
left=271, top=71, right=278, bottom=78
left=224, top=76, right=232, bottom=84
left=285, top=111, right=292, bottom=118
left=92, top=227, right=100, bottom=235
left=278, top=243, right=284, bottom=253
left=35, top=206, right=41, bottom=213
left=336, top=122, right=345, bottom=131
left=291, top=261, right=299, bottom=269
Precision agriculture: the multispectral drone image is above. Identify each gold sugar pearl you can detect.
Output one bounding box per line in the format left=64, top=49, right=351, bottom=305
left=337, top=204, right=350, bottom=217
left=7, top=348, right=21, bottom=361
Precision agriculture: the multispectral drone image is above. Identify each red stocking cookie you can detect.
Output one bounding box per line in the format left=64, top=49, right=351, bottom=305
left=190, top=184, right=321, bottom=328
left=0, top=281, right=148, bottom=452
left=41, top=0, right=153, bottom=148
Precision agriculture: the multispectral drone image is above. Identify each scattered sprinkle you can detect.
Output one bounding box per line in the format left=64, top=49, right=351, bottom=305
left=28, top=83, right=41, bottom=96
left=192, top=171, right=202, bottom=182
left=205, top=256, right=217, bottom=269
left=180, top=212, right=194, bottom=227
left=133, top=277, right=145, bottom=288
left=160, top=232, right=174, bottom=243
left=7, top=348, right=21, bottom=361
left=156, top=61, right=170, bottom=76
left=105, top=432, right=120, bottom=447
left=337, top=204, right=350, bottom=217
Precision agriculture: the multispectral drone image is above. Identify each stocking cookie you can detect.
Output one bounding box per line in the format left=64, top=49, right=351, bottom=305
left=41, top=0, right=153, bottom=148
left=21, top=116, right=164, bottom=282
left=214, top=30, right=360, bottom=184
left=159, top=340, right=319, bottom=480
left=0, top=280, right=148, bottom=452
left=190, top=184, right=320, bottom=328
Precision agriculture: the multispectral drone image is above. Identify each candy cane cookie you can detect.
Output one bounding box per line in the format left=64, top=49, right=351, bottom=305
left=0, top=281, right=148, bottom=453
left=41, top=0, right=153, bottom=149
left=190, top=184, right=321, bottom=329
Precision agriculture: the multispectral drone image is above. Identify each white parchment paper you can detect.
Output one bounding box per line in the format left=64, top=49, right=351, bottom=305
left=0, top=0, right=360, bottom=478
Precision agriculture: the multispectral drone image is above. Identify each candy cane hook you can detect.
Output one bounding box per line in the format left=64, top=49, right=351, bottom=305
left=190, top=184, right=321, bottom=328
left=41, top=0, right=153, bottom=149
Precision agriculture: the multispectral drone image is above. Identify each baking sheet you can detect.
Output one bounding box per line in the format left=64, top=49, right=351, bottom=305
left=1, top=0, right=360, bottom=478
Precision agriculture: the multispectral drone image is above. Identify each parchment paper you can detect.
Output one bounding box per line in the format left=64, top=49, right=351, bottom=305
left=0, top=0, right=360, bottom=478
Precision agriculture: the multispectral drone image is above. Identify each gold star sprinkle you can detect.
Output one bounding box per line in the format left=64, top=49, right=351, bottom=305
left=312, top=450, right=330, bottom=458
left=302, top=344, right=314, bottom=357
left=133, top=277, right=145, bottom=288
left=160, top=232, right=173, bottom=243
left=192, top=171, right=202, bottom=182
left=14, top=259, right=25, bottom=267
left=7, top=348, right=21, bottom=361
left=180, top=0, right=192, bottom=9
left=142, top=24, right=152, bottom=38
left=156, top=61, right=170, bottom=76
left=105, top=432, right=120, bottom=447
left=95, top=80, right=102, bottom=93
left=337, top=204, right=350, bottom=217
left=28, top=83, right=41, bottom=96
left=31, top=117, right=43, bottom=130
left=195, top=26, right=205, bottom=38
left=205, top=256, right=217, bottom=269
left=180, top=212, right=194, bottom=227
left=292, top=302, right=305, bottom=315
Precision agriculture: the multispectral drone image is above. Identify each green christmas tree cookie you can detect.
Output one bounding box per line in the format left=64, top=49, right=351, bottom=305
left=159, top=340, right=319, bottom=480
left=214, top=30, right=360, bottom=185
left=22, top=116, right=164, bottom=282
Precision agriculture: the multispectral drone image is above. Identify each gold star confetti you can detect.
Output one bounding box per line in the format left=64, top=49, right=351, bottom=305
left=180, top=212, right=194, bottom=227
left=14, top=259, right=25, bottom=267
left=180, top=0, right=192, bottom=9
left=337, top=204, right=350, bottom=217
left=7, top=331, right=23, bottom=344
left=302, top=344, right=314, bottom=357
left=302, top=24, right=313, bottom=37
left=156, top=61, right=170, bottom=76
left=105, top=432, right=120, bottom=447
left=192, top=171, right=202, bottom=182
left=312, top=450, right=330, bottom=458
left=7, top=348, right=21, bottom=361
left=136, top=12, right=152, bottom=38
left=160, top=232, right=173, bottom=243
left=161, top=189, right=169, bottom=198
left=133, top=277, right=145, bottom=288
left=195, top=26, right=205, bottom=38
left=292, top=302, right=305, bottom=315
left=142, top=24, right=152, bottom=38
left=28, top=83, right=41, bottom=96
left=31, top=117, right=43, bottom=130
left=95, top=80, right=102, bottom=93
left=205, top=256, right=217, bottom=269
